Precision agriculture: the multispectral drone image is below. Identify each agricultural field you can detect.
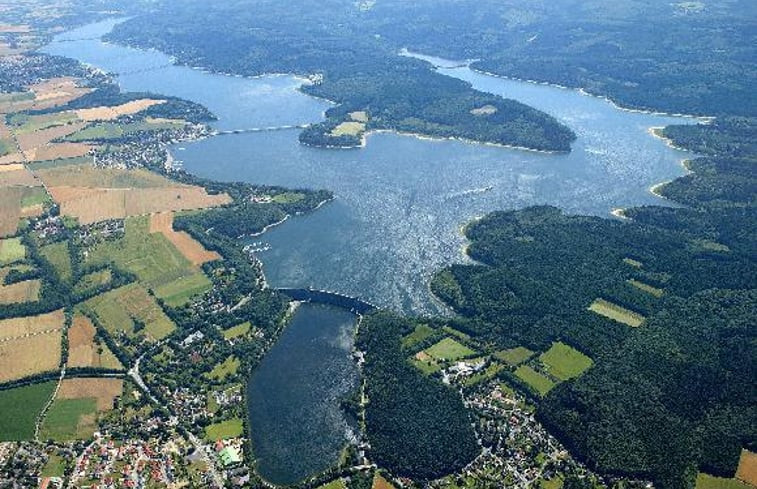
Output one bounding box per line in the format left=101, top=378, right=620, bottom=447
left=401, top=323, right=435, bottom=348
left=373, top=474, right=396, bottom=489
left=82, top=283, right=176, bottom=342
left=8, top=111, right=79, bottom=134
left=57, top=377, right=123, bottom=411
left=736, top=450, right=757, bottom=487
left=88, top=215, right=212, bottom=306
left=40, top=397, right=97, bottom=441
left=0, top=381, right=56, bottom=441
left=0, top=278, right=41, bottom=304
left=0, top=237, right=26, bottom=264
left=0, top=165, right=41, bottom=186
left=695, top=473, right=752, bottom=489
left=204, top=418, right=244, bottom=441
left=205, top=355, right=240, bottom=381
left=40, top=241, right=72, bottom=281
left=222, top=322, right=251, bottom=340
left=0, top=330, right=63, bottom=382
left=627, top=279, right=664, bottom=297
left=425, top=337, right=476, bottom=361
left=588, top=298, right=645, bottom=327
left=149, top=211, right=221, bottom=266
left=67, top=314, right=123, bottom=370
left=74, top=99, right=165, bottom=122
left=0, top=309, right=63, bottom=340
left=539, top=342, right=593, bottom=381
left=514, top=365, right=556, bottom=397
left=494, top=346, right=534, bottom=366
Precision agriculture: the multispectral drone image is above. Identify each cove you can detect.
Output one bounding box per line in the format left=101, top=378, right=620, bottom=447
left=42, top=20, right=701, bottom=316
left=246, top=303, right=359, bottom=485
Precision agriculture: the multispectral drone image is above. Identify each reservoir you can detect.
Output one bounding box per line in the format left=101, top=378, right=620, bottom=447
left=245, top=303, right=359, bottom=485
left=43, top=20, right=701, bottom=481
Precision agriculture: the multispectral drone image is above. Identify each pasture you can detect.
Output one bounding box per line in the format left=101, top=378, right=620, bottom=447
left=0, top=279, right=40, bottom=304
left=67, top=314, right=123, bottom=370
left=204, top=418, right=244, bottom=441
left=539, top=342, right=593, bottom=381
left=425, top=337, right=476, bottom=361
left=0, top=238, right=26, bottom=265
left=40, top=397, right=98, bottom=441
left=494, top=346, right=534, bottom=366
left=41, top=241, right=73, bottom=281
left=401, top=323, right=435, bottom=348
left=206, top=356, right=240, bottom=381
left=588, top=298, right=645, bottom=327
left=83, top=283, right=176, bottom=341
left=0, top=381, right=56, bottom=441
left=223, top=322, right=251, bottom=340
left=514, top=365, right=555, bottom=397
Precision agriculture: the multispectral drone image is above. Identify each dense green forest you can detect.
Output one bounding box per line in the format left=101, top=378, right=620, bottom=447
left=356, top=312, right=479, bottom=480
left=431, top=117, right=756, bottom=488
left=107, top=0, right=575, bottom=152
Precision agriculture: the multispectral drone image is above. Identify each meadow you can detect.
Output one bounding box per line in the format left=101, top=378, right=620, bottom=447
left=401, top=323, right=435, bottom=349
left=425, top=337, right=476, bottom=361
left=41, top=241, right=73, bottom=282
left=494, top=346, right=534, bottom=366
left=0, top=381, right=56, bottom=441
left=514, top=365, right=555, bottom=397
left=204, top=417, right=243, bottom=441
left=539, top=342, right=593, bottom=381
left=40, top=397, right=98, bottom=441
left=206, top=355, right=240, bottom=381
left=222, top=322, right=251, bottom=340
left=0, top=237, right=26, bottom=265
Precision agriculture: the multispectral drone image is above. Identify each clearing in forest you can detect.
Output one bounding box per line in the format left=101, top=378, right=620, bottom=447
left=82, top=283, right=176, bottom=342
left=424, top=337, right=476, bottom=361
left=67, top=314, right=123, bottom=370
left=514, top=365, right=555, bottom=397
left=401, top=323, right=435, bottom=349
left=588, top=298, right=645, bottom=327
left=539, top=342, right=593, bottom=381
left=494, top=346, right=535, bottom=366
left=627, top=279, right=664, bottom=297
left=0, top=381, right=56, bottom=441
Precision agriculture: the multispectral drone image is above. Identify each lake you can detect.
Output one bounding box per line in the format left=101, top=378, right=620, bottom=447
left=43, top=19, right=700, bottom=482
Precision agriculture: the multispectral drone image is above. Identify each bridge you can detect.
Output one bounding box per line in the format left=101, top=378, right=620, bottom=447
left=214, top=124, right=310, bottom=136
left=277, top=288, right=378, bottom=315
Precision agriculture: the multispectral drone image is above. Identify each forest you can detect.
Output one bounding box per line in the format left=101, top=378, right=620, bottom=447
left=356, top=312, right=479, bottom=480
left=431, top=117, right=756, bottom=488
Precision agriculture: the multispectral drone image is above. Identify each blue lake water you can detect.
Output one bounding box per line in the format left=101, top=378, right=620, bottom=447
left=44, top=20, right=700, bottom=482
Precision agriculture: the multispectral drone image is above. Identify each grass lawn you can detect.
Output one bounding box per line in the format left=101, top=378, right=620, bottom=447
left=402, top=323, right=435, bottom=349
left=40, top=453, right=67, bottom=477
left=223, top=322, right=251, bottom=340
left=514, top=365, right=555, bottom=397
left=40, top=397, right=98, bottom=441
left=494, top=346, right=534, bottom=366
left=204, top=418, right=243, bottom=441
left=539, top=342, right=593, bottom=381
left=206, top=355, right=240, bottom=381
left=695, top=473, right=752, bottom=489
left=41, top=241, right=72, bottom=282
left=0, top=238, right=26, bottom=265
left=588, top=298, right=645, bottom=327
left=0, top=381, right=56, bottom=441
left=627, top=279, right=664, bottom=297
left=271, top=192, right=306, bottom=204
left=425, top=337, right=476, bottom=361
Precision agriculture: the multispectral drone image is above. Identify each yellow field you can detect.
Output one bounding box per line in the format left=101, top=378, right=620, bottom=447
left=0, top=309, right=64, bottom=340
left=67, top=314, right=123, bottom=370
left=0, top=330, right=62, bottom=382
left=736, top=450, right=757, bottom=487
left=588, top=298, right=645, bottom=327
left=349, top=111, right=369, bottom=123
left=149, top=212, right=221, bottom=265
left=330, top=121, right=365, bottom=137
left=57, top=377, right=123, bottom=411
left=75, top=99, right=166, bottom=122
left=627, top=279, right=664, bottom=297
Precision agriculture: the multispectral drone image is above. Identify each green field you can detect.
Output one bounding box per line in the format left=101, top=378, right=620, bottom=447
left=425, top=337, right=476, bottom=361
left=204, top=417, right=243, bottom=441
left=588, top=298, right=645, bottom=327
left=411, top=356, right=443, bottom=375
left=0, top=238, right=26, bottom=265
left=66, top=120, right=184, bottom=142
left=27, top=156, right=93, bottom=171
left=494, top=346, right=534, bottom=366
left=514, top=365, right=556, bottom=397
left=73, top=268, right=112, bottom=296
left=539, top=342, right=593, bottom=381
left=464, top=362, right=505, bottom=387
left=88, top=216, right=211, bottom=306
left=206, top=355, right=240, bottom=381
left=402, top=323, right=435, bottom=348
left=41, top=242, right=73, bottom=282
left=83, top=283, right=176, bottom=341
left=20, top=187, right=50, bottom=208
left=11, top=112, right=79, bottom=134
left=40, top=398, right=97, bottom=441
left=627, top=279, right=664, bottom=297
left=695, top=473, right=752, bottom=489
left=0, top=381, right=56, bottom=441
left=0, top=92, right=34, bottom=104
left=271, top=192, right=306, bottom=204
left=317, top=479, right=347, bottom=489
left=0, top=139, right=13, bottom=157
left=40, top=453, right=67, bottom=477
left=222, top=322, right=251, bottom=340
